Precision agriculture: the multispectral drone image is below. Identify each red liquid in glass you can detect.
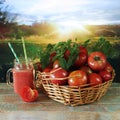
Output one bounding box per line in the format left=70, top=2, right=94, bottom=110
left=12, top=68, right=34, bottom=94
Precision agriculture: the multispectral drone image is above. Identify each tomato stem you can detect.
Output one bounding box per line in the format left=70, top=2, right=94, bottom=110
left=94, top=56, right=100, bottom=61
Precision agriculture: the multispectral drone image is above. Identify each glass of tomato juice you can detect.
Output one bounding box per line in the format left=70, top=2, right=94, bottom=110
left=6, top=58, right=34, bottom=94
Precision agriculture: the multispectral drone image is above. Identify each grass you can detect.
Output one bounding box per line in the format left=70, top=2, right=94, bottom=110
left=1, top=35, right=120, bottom=44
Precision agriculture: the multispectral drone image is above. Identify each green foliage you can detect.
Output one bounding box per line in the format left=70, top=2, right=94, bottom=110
left=88, top=37, right=119, bottom=58
left=52, top=39, right=79, bottom=70
left=31, top=22, right=56, bottom=36
left=10, top=28, right=24, bottom=39
left=39, top=43, right=54, bottom=69
left=82, top=39, right=91, bottom=48
left=39, top=39, right=79, bottom=70
left=25, top=42, right=41, bottom=59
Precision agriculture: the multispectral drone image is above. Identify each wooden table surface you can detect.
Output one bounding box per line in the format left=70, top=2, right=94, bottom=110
left=0, top=83, right=120, bottom=120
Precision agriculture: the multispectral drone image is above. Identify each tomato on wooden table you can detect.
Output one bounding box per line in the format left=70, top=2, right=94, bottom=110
left=68, top=70, right=87, bottom=86
left=20, top=86, right=39, bottom=102
left=88, top=52, right=107, bottom=71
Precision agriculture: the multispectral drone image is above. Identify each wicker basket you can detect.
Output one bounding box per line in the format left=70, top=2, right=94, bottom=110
left=34, top=71, right=45, bottom=93
left=36, top=70, right=115, bottom=106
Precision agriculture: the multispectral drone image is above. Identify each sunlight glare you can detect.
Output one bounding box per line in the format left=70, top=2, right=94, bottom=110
left=56, top=21, right=90, bottom=35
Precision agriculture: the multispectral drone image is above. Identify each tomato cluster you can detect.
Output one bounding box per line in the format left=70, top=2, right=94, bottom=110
left=37, top=44, right=114, bottom=87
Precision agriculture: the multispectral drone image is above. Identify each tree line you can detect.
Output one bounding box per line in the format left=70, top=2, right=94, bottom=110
left=0, top=1, right=56, bottom=39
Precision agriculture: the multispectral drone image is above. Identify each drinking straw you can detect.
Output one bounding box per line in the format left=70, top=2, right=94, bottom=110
left=8, top=42, right=20, bottom=63
left=21, top=37, right=28, bottom=66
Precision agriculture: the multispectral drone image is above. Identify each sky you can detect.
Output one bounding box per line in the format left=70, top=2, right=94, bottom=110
left=3, top=0, right=120, bottom=31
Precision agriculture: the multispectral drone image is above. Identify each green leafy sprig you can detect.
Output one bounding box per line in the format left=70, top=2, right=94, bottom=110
left=51, top=39, right=79, bottom=70
left=89, top=37, right=119, bottom=58
left=39, top=43, right=54, bottom=69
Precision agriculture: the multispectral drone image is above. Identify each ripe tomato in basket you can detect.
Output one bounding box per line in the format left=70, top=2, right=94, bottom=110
left=79, top=46, right=88, bottom=55
left=74, top=46, right=88, bottom=68
left=103, top=62, right=113, bottom=73
left=68, top=70, right=87, bottom=86
left=50, top=67, right=68, bottom=85
left=88, top=51, right=107, bottom=71
left=53, top=60, right=60, bottom=68
left=64, top=49, right=70, bottom=60
left=88, top=73, right=103, bottom=86
left=74, top=52, right=88, bottom=67
left=99, top=70, right=112, bottom=82
left=50, top=52, right=56, bottom=63
left=80, top=66, right=93, bottom=74
left=43, top=67, right=51, bottom=73
left=35, top=62, right=42, bottom=72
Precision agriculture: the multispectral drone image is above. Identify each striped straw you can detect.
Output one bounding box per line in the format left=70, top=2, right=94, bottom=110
left=21, top=37, right=28, bottom=67
left=8, top=42, right=20, bottom=63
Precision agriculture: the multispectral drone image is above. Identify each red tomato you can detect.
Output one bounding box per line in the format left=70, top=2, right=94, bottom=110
left=68, top=70, right=87, bottom=86
left=99, top=70, right=112, bottom=82
left=64, top=49, right=70, bottom=60
left=79, top=46, right=88, bottom=55
left=53, top=60, right=60, bottom=68
left=104, top=62, right=113, bottom=73
left=88, top=52, right=107, bottom=71
left=20, top=86, right=39, bottom=102
left=80, top=66, right=93, bottom=74
left=74, top=46, right=88, bottom=67
left=50, top=67, right=68, bottom=85
left=74, top=52, right=87, bottom=67
left=88, top=73, right=103, bottom=86
left=43, top=67, right=51, bottom=73
left=50, top=52, right=56, bottom=63
left=35, top=62, right=42, bottom=72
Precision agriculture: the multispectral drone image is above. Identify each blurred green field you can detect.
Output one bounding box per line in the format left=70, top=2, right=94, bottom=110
left=0, top=36, right=120, bottom=64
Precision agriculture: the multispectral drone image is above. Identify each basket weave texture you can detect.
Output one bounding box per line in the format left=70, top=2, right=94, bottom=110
left=36, top=70, right=115, bottom=106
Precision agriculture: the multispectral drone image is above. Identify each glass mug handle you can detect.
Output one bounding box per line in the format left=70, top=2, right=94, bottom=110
left=6, top=68, right=13, bottom=87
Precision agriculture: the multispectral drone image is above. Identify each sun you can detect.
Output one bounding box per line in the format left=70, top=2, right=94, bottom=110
left=56, top=20, right=89, bottom=35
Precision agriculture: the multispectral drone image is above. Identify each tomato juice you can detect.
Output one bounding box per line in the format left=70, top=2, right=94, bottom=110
left=12, top=68, right=34, bottom=94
